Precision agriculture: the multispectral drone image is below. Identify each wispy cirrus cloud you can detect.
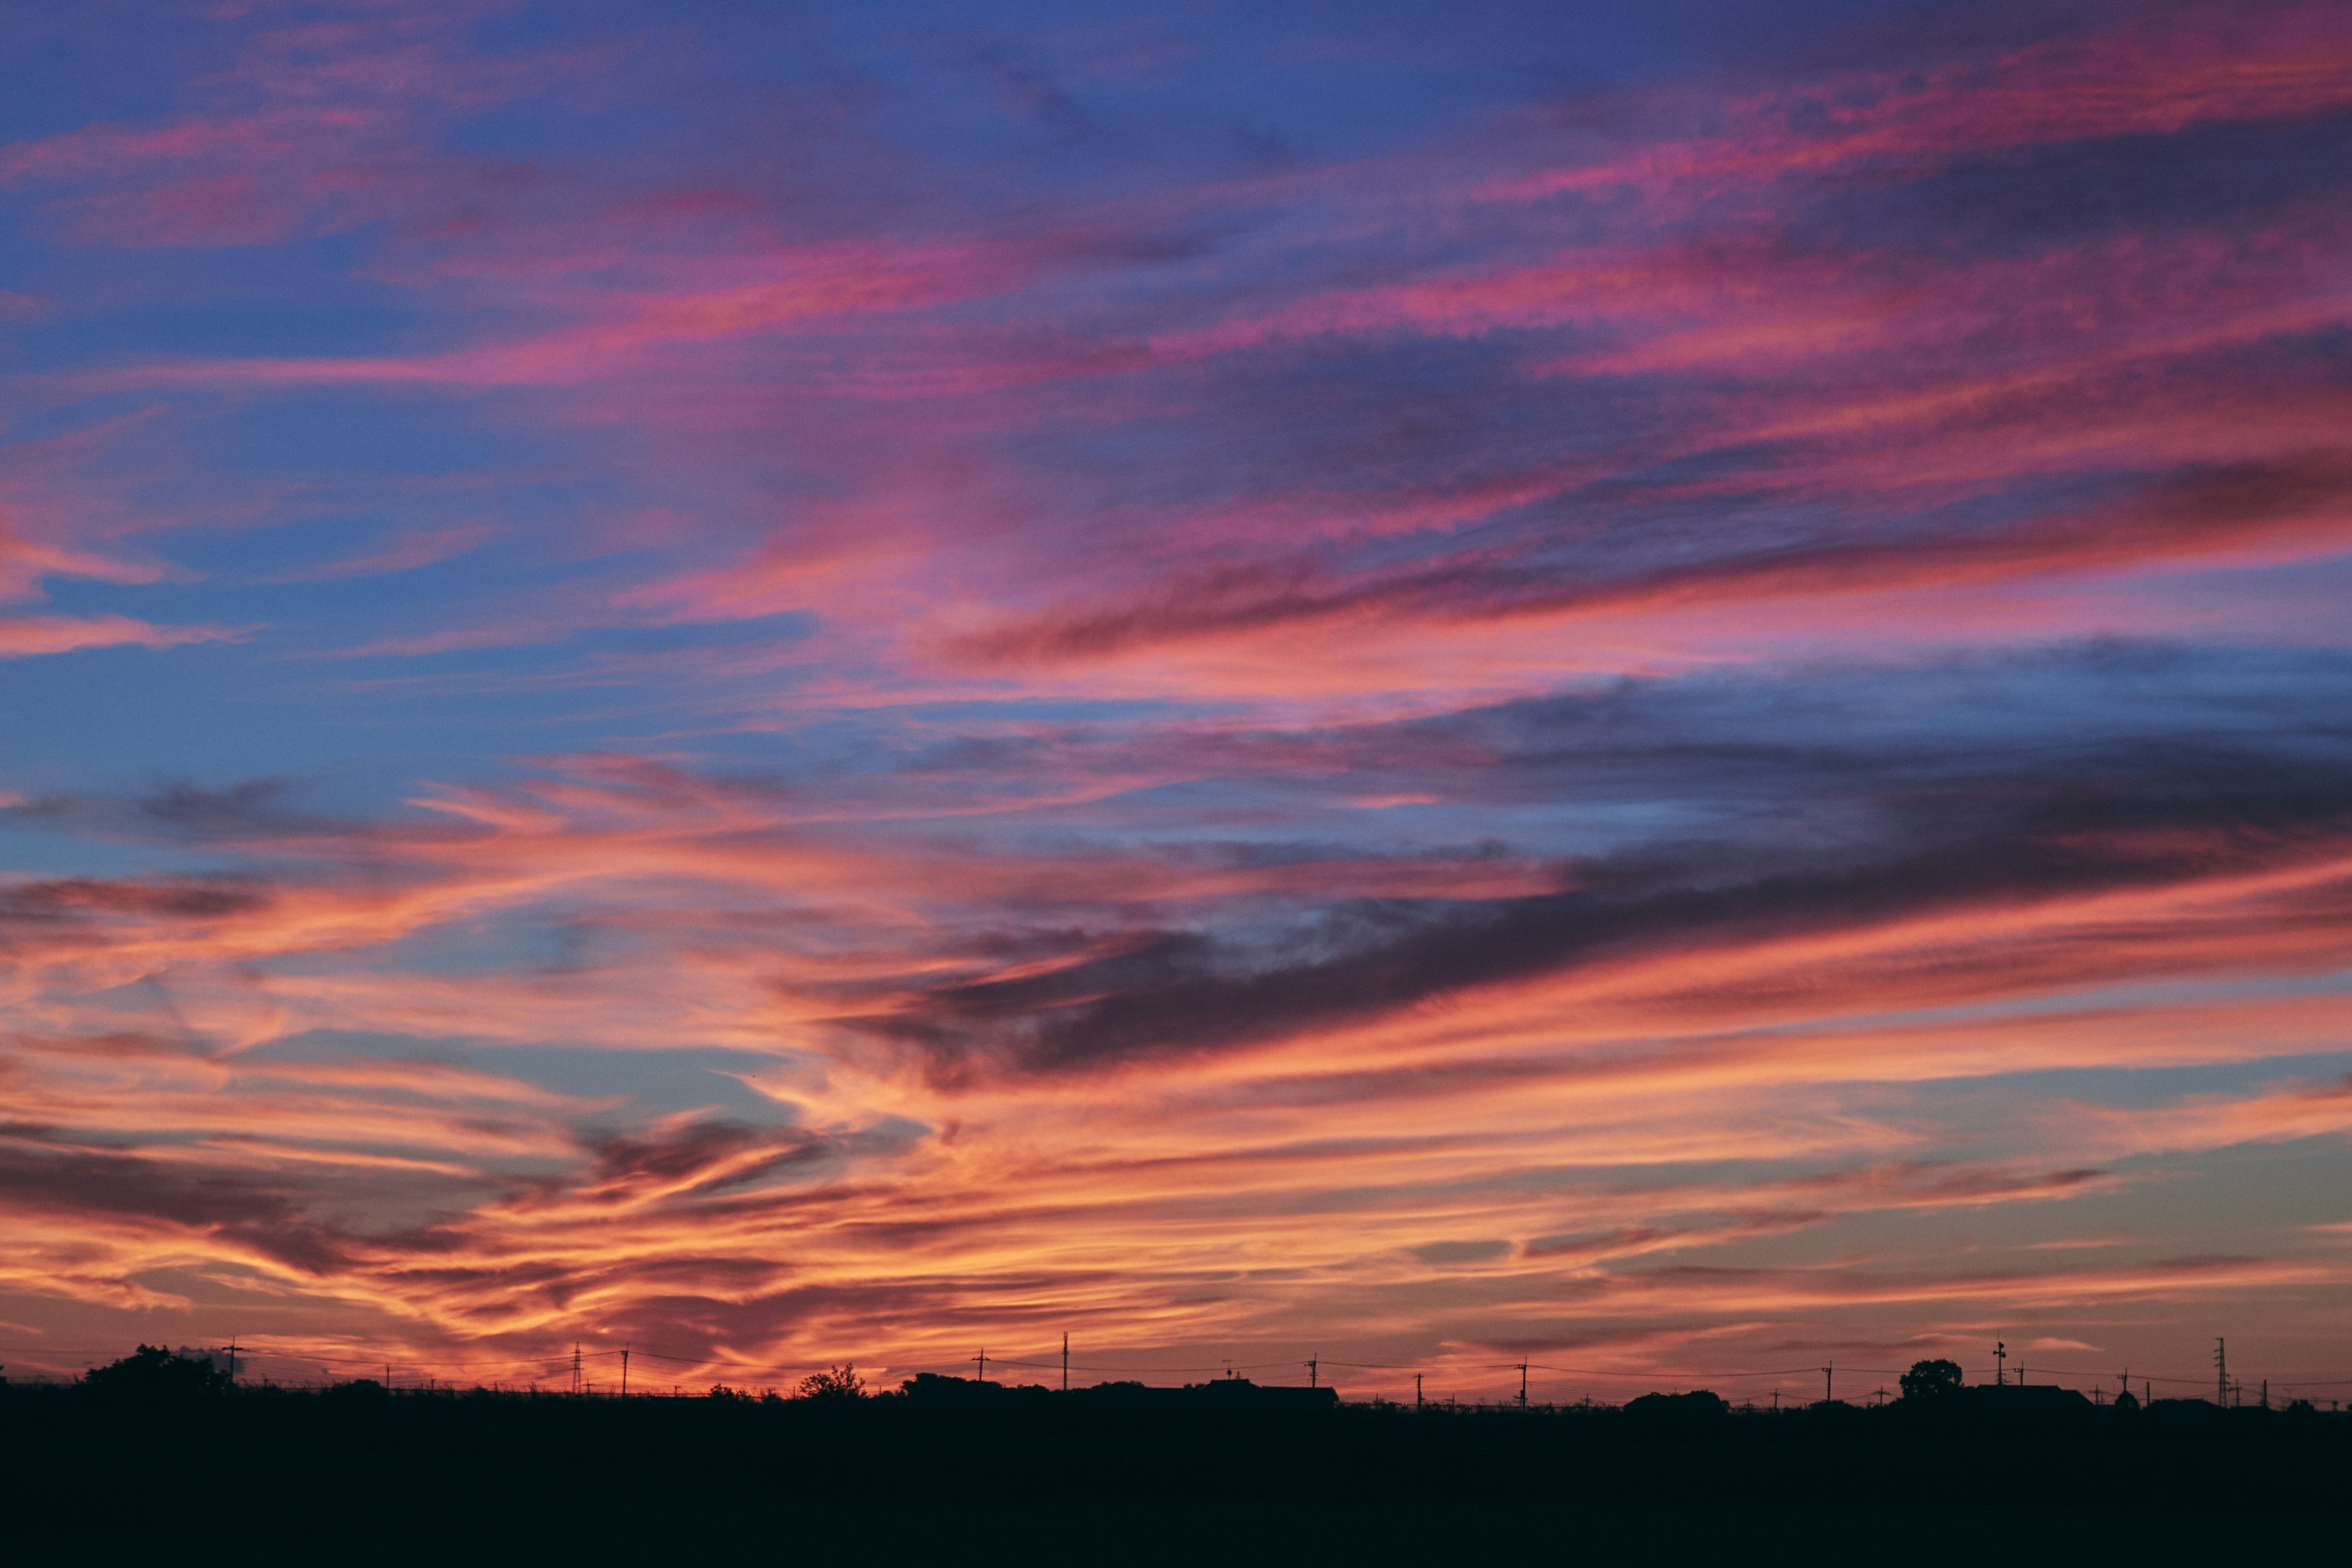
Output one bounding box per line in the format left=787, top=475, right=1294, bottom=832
left=1, top=0, right=2350, bottom=1391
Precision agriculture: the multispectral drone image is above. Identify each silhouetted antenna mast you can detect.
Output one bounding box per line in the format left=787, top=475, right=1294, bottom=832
left=1062, top=1333, right=1068, bottom=1393
left=2214, top=1338, right=2226, bottom=1408
left=621, top=1346, right=630, bottom=1398
left=1994, top=1340, right=2006, bottom=1387
left=1517, top=1363, right=1528, bottom=1408
left=573, top=1342, right=582, bottom=1396
left=1414, top=1373, right=1423, bottom=1410
left=1823, top=1362, right=1833, bottom=1404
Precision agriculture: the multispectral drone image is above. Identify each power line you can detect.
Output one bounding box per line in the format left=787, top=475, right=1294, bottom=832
left=0, top=1336, right=2312, bottom=1401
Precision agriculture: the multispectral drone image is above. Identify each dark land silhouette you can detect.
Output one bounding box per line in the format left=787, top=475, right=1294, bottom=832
left=2, top=1349, right=2342, bottom=1562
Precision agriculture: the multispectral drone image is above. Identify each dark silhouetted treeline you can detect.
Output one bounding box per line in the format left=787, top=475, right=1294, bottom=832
left=2, top=1349, right=2343, bottom=1562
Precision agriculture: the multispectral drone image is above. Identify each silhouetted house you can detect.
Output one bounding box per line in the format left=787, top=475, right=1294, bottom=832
left=1625, top=1390, right=1728, bottom=1422
left=902, top=1373, right=1028, bottom=1400
left=1964, top=1383, right=2091, bottom=1413
left=1183, top=1377, right=1338, bottom=1409
left=902, top=1373, right=1337, bottom=1408
left=1072, top=1376, right=1338, bottom=1409
left=2146, top=1398, right=2228, bottom=1419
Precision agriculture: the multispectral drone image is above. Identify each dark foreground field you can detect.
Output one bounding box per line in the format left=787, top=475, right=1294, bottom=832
left=2, top=1389, right=2342, bottom=1563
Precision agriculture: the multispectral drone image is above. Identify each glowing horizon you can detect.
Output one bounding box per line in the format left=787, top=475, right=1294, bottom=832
left=2, top=1, right=2350, bottom=1404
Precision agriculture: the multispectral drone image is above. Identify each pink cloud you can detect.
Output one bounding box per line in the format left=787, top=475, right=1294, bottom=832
left=262, top=522, right=493, bottom=582
left=0, top=614, right=230, bottom=658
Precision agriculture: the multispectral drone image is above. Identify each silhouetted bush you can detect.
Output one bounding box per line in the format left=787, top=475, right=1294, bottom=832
left=82, top=1346, right=232, bottom=1398
left=797, top=1363, right=867, bottom=1401
left=1899, top=1359, right=1964, bottom=1402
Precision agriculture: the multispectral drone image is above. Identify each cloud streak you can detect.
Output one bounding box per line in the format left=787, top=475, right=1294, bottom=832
left=0, top=0, right=2348, bottom=1390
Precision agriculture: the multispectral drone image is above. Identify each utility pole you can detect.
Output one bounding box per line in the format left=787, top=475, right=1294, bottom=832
left=1770, top=1390, right=1779, bottom=1414
left=973, top=1349, right=987, bottom=1384
left=621, top=1348, right=630, bottom=1398
left=1994, top=1340, right=2006, bottom=1387
left=1517, top=1363, right=1528, bottom=1408
left=1823, top=1363, right=1833, bottom=1404
left=2215, top=1339, right=2226, bottom=1409
left=1062, top=1333, right=1068, bottom=1393
left=573, top=1343, right=582, bottom=1397
left=1306, top=1357, right=1318, bottom=1389
left=1414, top=1373, right=1423, bottom=1410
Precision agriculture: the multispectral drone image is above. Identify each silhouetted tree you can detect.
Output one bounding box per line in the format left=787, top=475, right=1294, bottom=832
left=1899, top=1359, right=1964, bottom=1402
left=83, top=1346, right=233, bottom=1398
left=797, top=1363, right=867, bottom=1401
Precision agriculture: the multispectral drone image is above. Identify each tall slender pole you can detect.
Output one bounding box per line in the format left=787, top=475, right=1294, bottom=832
left=1415, top=1373, right=1423, bottom=1409
left=1824, top=1363, right=1833, bottom=1404
left=621, top=1347, right=630, bottom=1398
left=1306, top=1356, right=1317, bottom=1389
left=1518, top=1363, right=1528, bottom=1408
left=973, top=1349, right=987, bottom=1384
left=2215, top=1339, right=2226, bottom=1408
left=1062, top=1333, right=1068, bottom=1393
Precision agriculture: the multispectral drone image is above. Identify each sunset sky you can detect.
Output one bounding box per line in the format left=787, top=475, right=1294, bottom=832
left=3, top=0, right=2350, bottom=1403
